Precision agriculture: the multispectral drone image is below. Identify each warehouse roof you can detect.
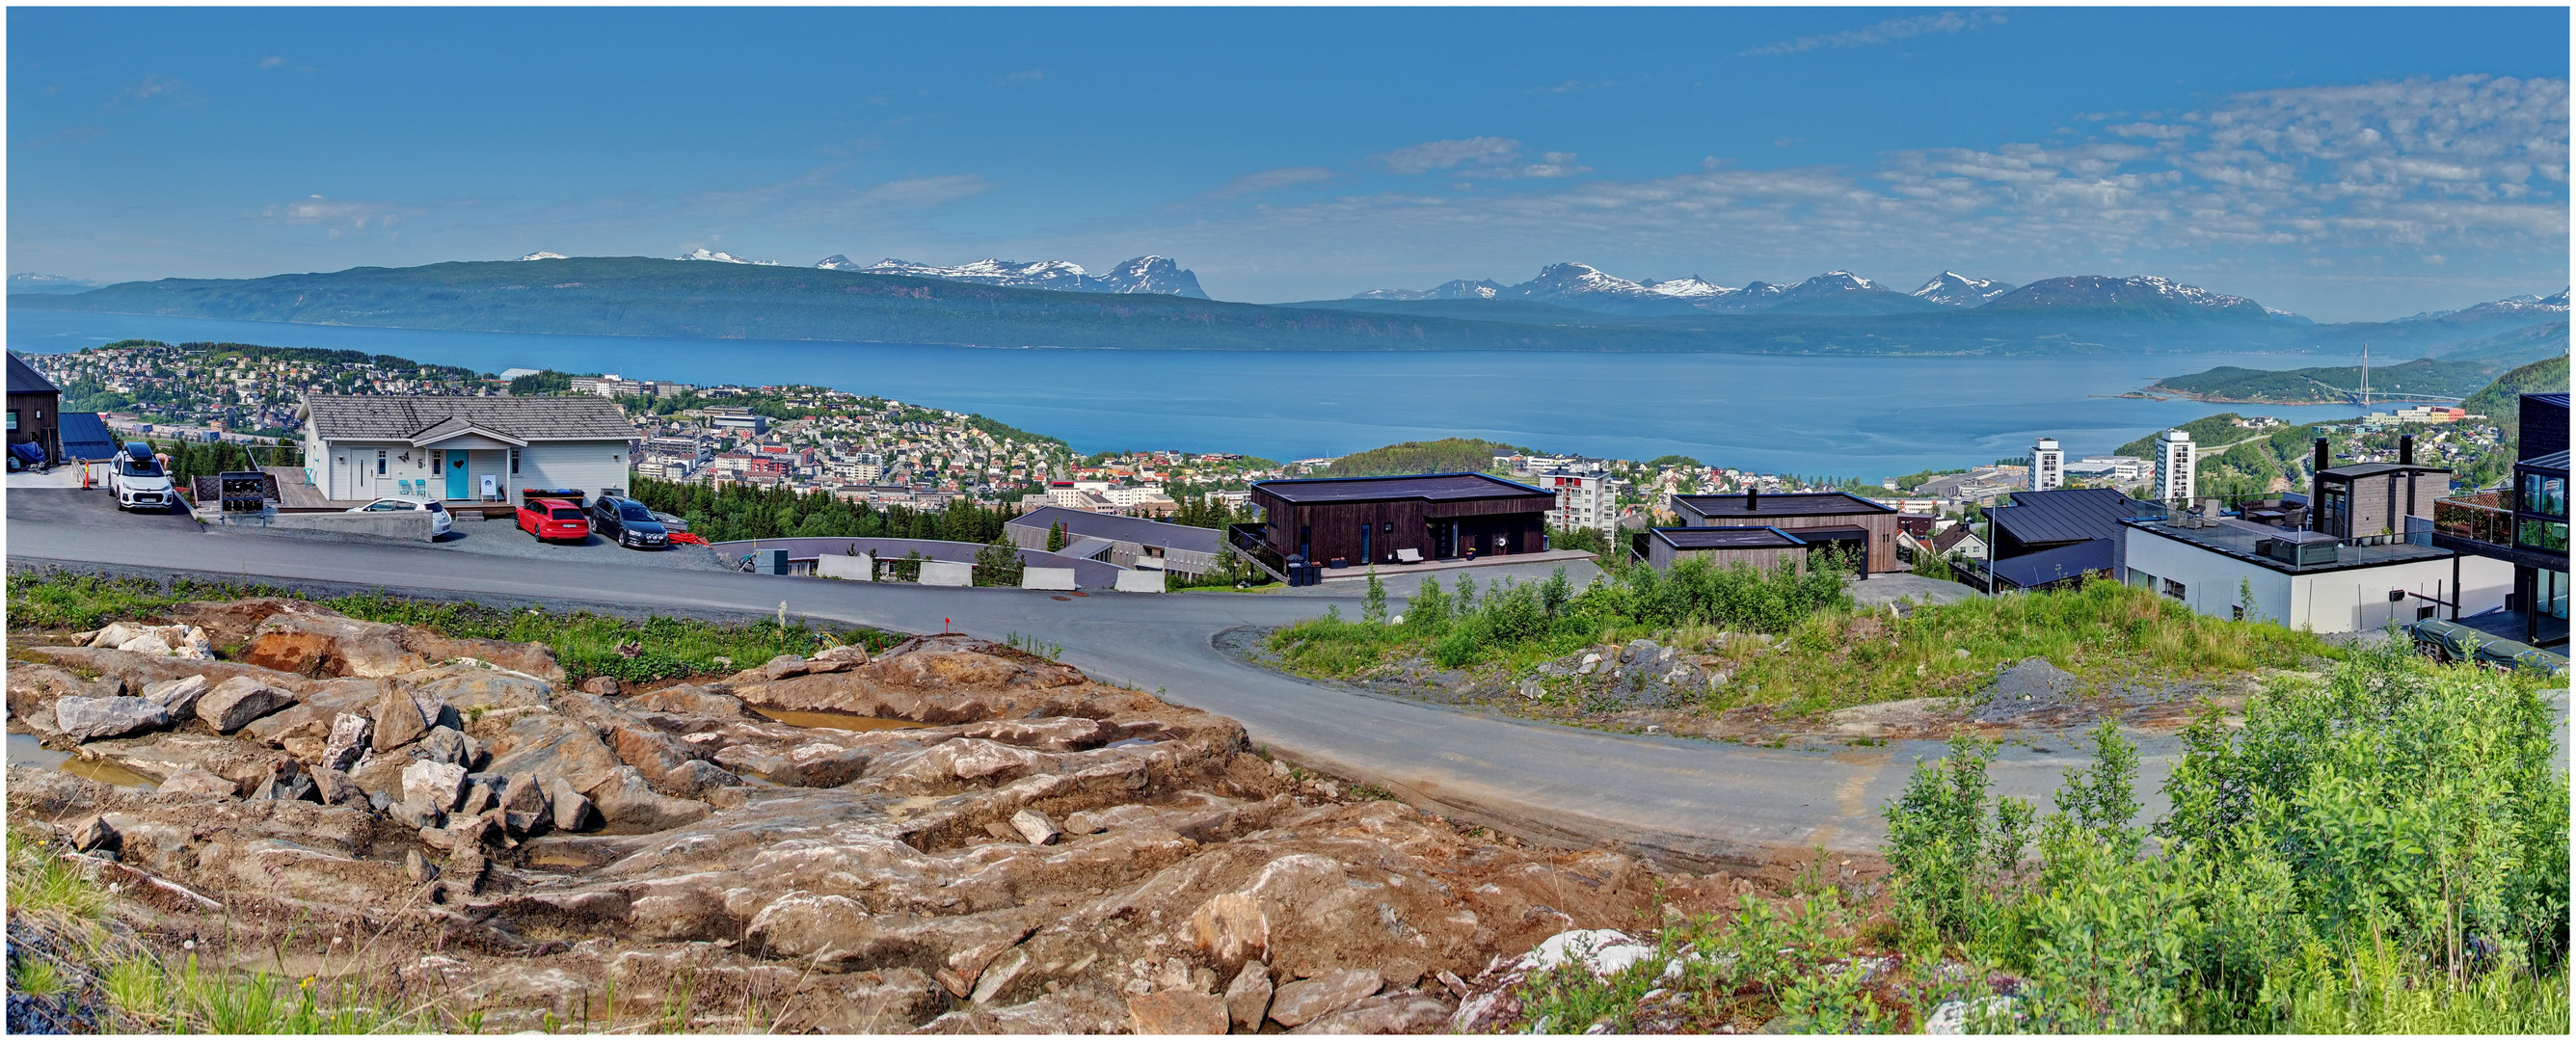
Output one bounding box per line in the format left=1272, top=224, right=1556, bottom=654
left=301, top=394, right=633, bottom=443
left=1990, top=538, right=2115, bottom=590
left=1009, top=504, right=1224, bottom=555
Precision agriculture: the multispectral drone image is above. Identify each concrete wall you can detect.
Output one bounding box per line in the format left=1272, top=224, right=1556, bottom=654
left=1022, top=567, right=1078, bottom=591
left=1113, top=570, right=1167, bottom=594
left=704, top=536, right=1128, bottom=588
left=918, top=560, right=974, bottom=587
left=816, top=552, right=874, bottom=580
left=259, top=508, right=436, bottom=542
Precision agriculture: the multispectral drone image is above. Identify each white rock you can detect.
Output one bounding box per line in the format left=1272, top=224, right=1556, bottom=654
left=401, top=760, right=469, bottom=812
left=1923, top=996, right=2017, bottom=1034
left=1521, top=929, right=1657, bottom=977
left=1010, top=809, right=1060, bottom=845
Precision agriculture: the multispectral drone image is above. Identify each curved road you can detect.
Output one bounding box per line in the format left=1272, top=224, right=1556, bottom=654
left=6, top=490, right=2158, bottom=870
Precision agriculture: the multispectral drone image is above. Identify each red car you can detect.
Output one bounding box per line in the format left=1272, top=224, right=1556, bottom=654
left=517, top=497, right=591, bottom=543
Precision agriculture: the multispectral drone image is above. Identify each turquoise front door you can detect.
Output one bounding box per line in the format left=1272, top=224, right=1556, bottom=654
left=445, top=451, right=469, bottom=499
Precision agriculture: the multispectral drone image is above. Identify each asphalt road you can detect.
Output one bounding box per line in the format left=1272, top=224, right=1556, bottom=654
left=6, top=488, right=2160, bottom=869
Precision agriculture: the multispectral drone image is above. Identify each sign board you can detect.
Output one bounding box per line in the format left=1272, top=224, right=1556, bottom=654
left=1020, top=567, right=1077, bottom=591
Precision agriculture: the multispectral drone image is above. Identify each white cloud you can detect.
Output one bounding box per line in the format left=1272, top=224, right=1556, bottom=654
left=1372, top=137, right=1588, bottom=179
left=1374, top=137, right=1524, bottom=174
left=1742, top=10, right=2005, bottom=57
left=1077, top=75, right=2563, bottom=316
left=1208, top=167, right=1336, bottom=198
left=250, top=194, right=424, bottom=232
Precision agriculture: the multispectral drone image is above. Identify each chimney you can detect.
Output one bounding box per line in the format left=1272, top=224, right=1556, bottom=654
left=2399, top=434, right=2414, bottom=466
left=2312, top=438, right=2329, bottom=475
left=1746, top=486, right=1759, bottom=510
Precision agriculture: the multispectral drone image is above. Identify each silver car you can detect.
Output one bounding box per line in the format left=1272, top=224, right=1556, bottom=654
left=349, top=496, right=453, bottom=537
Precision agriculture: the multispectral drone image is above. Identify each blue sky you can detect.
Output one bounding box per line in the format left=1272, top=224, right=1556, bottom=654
left=9, top=7, right=2567, bottom=321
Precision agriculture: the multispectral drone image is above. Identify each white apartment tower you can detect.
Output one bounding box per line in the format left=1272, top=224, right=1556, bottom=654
left=2030, top=438, right=2064, bottom=492
left=1538, top=466, right=1619, bottom=539
left=2153, top=429, right=2196, bottom=505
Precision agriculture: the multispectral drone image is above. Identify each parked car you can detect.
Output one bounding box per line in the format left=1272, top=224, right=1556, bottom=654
left=110, top=441, right=175, bottom=512
left=516, top=496, right=590, bottom=543
left=348, top=496, right=452, bottom=538
left=588, top=495, right=669, bottom=549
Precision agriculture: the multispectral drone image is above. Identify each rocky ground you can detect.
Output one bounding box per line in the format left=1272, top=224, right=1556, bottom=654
left=7, top=597, right=1780, bottom=1033
left=1225, top=626, right=2260, bottom=749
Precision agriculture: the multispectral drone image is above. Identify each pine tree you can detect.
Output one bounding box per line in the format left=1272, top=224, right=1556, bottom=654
left=1047, top=520, right=1066, bottom=551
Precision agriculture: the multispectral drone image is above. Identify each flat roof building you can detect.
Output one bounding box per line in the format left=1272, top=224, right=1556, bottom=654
left=1248, top=472, right=1553, bottom=567
left=1667, top=491, right=1898, bottom=574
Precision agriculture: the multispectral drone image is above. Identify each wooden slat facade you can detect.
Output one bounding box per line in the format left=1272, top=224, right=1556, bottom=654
left=1250, top=478, right=1553, bottom=567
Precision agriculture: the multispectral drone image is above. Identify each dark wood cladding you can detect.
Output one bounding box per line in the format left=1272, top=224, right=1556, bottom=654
left=1250, top=483, right=1551, bottom=566
left=1754, top=513, right=1898, bottom=574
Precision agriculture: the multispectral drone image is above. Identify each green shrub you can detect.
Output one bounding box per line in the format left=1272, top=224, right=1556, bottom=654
left=1882, top=645, right=2570, bottom=1033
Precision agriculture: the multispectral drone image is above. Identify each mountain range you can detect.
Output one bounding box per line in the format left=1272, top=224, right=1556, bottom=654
left=13, top=254, right=2566, bottom=359
left=8, top=273, right=97, bottom=295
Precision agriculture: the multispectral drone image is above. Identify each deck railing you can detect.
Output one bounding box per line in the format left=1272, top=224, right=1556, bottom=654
left=2433, top=491, right=2516, bottom=547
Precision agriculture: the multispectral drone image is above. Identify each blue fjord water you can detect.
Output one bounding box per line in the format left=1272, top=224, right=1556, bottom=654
left=9, top=309, right=2384, bottom=478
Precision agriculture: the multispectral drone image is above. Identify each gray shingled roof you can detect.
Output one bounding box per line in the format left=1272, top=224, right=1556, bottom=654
left=303, top=394, right=632, bottom=442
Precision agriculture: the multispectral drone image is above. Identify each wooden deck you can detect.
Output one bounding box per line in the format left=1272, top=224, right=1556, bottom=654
left=262, top=467, right=515, bottom=518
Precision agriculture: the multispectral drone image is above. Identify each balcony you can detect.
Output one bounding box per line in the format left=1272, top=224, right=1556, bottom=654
left=2432, top=491, right=2515, bottom=547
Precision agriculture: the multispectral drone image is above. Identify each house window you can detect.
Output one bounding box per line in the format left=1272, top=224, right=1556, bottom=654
left=2520, top=472, right=2566, bottom=519
left=430, top=454, right=442, bottom=475
left=510, top=448, right=521, bottom=474
left=376, top=450, right=387, bottom=475
left=2162, top=578, right=2186, bottom=601
left=5, top=412, right=15, bottom=431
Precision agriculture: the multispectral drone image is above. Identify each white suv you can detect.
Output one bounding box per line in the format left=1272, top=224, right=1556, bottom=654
left=349, top=497, right=453, bottom=538
left=110, top=442, right=175, bottom=512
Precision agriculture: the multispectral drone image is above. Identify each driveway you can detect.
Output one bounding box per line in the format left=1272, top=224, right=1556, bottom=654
left=4, top=488, right=2159, bottom=870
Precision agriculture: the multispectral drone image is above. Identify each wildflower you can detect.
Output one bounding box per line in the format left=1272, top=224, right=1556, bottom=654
left=182, top=939, right=196, bottom=950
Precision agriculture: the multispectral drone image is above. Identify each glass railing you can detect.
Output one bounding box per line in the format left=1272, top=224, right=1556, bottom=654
left=2433, top=494, right=2516, bottom=547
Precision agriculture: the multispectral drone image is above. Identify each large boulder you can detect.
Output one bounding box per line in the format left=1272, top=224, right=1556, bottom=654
left=320, top=713, right=373, bottom=772
left=371, top=683, right=434, bottom=751
left=1267, top=969, right=1382, bottom=1028
left=141, top=675, right=212, bottom=721
left=401, top=760, right=469, bottom=812
left=584, top=766, right=711, bottom=832
left=1225, top=962, right=1274, bottom=1032
left=55, top=696, right=172, bottom=742
left=242, top=613, right=428, bottom=679
left=199, top=677, right=297, bottom=734
left=481, top=710, right=624, bottom=793
left=1127, top=990, right=1227, bottom=1035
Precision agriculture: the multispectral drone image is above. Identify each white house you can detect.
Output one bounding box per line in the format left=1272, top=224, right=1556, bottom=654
left=299, top=394, right=638, bottom=503
left=2121, top=514, right=2510, bottom=634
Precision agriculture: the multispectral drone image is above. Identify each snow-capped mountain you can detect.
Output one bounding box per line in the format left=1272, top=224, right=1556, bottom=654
left=2407, top=288, right=2572, bottom=325
left=1979, top=275, right=2274, bottom=319
left=1352, top=263, right=1929, bottom=315
left=514, top=252, right=570, bottom=261
left=678, top=249, right=777, bottom=265
left=1911, top=272, right=2016, bottom=307
left=8, top=273, right=95, bottom=295
left=822, top=254, right=1208, bottom=299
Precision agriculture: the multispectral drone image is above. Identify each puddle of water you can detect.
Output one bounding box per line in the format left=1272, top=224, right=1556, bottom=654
left=753, top=709, right=927, bottom=733
left=7, top=733, right=160, bottom=789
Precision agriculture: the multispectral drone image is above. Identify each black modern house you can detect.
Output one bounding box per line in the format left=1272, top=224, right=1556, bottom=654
left=2430, top=392, right=2569, bottom=648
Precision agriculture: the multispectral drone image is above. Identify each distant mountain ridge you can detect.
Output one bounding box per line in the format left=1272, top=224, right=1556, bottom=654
left=8, top=273, right=96, bottom=295
left=1347, top=264, right=2241, bottom=319
left=817, top=254, right=1208, bottom=299
left=16, top=254, right=2567, bottom=359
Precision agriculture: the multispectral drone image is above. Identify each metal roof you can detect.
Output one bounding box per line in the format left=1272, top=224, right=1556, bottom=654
left=1252, top=472, right=1549, bottom=505
left=302, top=393, right=633, bottom=442
left=1991, top=538, right=2115, bottom=590
left=7, top=353, right=58, bottom=395
left=1650, top=525, right=1805, bottom=549
left=2526, top=392, right=2570, bottom=409
left=55, top=412, right=116, bottom=461
left=2520, top=450, right=2569, bottom=473
left=1986, top=488, right=2164, bottom=548
left=1671, top=492, right=1894, bottom=520
left=2121, top=516, right=2452, bottom=574
left=1007, top=504, right=1224, bottom=555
